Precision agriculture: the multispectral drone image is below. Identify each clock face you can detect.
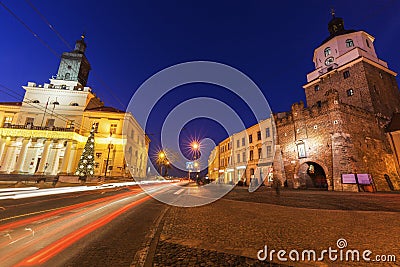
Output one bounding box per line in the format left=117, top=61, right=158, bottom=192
left=325, top=57, right=334, bottom=66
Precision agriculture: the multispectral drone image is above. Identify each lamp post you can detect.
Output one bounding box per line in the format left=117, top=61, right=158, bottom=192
left=104, top=133, right=113, bottom=178
left=190, top=141, right=200, bottom=181
left=157, top=150, right=166, bottom=177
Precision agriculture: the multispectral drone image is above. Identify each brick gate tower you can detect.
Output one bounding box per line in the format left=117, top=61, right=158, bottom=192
left=275, top=12, right=400, bottom=191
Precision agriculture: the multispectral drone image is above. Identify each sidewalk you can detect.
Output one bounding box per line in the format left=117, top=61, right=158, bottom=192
left=150, top=189, right=400, bottom=266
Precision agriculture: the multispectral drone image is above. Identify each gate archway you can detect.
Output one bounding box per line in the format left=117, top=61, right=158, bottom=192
left=298, top=162, right=328, bottom=189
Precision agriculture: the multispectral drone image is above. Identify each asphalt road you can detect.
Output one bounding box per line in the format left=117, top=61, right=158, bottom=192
left=0, top=184, right=172, bottom=267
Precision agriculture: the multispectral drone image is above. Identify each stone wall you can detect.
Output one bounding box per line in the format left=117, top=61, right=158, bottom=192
left=275, top=90, right=400, bottom=191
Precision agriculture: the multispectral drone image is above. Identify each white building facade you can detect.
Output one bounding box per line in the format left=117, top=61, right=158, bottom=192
left=0, top=36, right=149, bottom=178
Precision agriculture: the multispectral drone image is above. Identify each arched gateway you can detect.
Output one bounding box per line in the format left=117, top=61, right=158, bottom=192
left=297, top=162, right=328, bottom=189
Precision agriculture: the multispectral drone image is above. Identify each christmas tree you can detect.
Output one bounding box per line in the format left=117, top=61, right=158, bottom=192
left=75, top=123, right=96, bottom=180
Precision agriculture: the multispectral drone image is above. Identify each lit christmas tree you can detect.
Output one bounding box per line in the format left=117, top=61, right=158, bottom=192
left=75, top=123, right=96, bottom=180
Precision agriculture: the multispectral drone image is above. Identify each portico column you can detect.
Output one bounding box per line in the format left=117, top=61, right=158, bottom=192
left=49, top=140, right=64, bottom=175
left=36, top=140, right=52, bottom=174
left=59, top=141, right=72, bottom=174
left=13, top=139, right=30, bottom=173
left=0, top=138, right=7, bottom=165
left=66, top=143, right=77, bottom=174
left=0, top=140, right=18, bottom=173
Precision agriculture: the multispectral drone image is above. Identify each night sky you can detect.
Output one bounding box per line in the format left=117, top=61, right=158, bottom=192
left=1, top=0, right=399, bottom=174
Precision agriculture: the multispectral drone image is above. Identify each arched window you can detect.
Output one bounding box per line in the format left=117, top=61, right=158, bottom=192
left=324, top=47, right=331, bottom=57
left=345, top=39, right=354, bottom=48
left=65, top=73, right=70, bottom=80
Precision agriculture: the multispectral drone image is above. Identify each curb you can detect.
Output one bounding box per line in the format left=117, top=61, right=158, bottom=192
left=130, top=205, right=170, bottom=267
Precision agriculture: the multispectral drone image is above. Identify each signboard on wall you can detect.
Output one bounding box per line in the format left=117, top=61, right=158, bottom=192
left=357, top=174, right=372, bottom=185
left=342, top=174, right=356, bottom=184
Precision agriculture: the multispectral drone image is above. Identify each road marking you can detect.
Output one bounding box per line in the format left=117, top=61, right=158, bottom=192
left=174, top=189, right=185, bottom=195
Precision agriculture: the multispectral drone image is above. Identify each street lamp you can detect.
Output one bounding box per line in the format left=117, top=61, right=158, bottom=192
left=189, top=141, right=200, bottom=181
left=104, top=133, right=113, bottom=178
left=157, top=150, right=166, bottom=177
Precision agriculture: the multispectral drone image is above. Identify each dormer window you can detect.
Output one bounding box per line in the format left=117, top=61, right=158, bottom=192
left=345, top=39, right=354, bottom=48
left=324, top=47, right=331, bottom=57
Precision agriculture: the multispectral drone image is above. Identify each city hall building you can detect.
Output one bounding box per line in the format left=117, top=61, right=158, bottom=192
left=209, top=14, right=400, bottom=191
left=0, top=36, right=149, bottom=178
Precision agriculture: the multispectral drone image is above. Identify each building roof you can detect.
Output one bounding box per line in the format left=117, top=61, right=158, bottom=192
left=84, top=106, right=125, bottom=113
left=387, top=113, right=400, bottom=132
left=320, top=15, right=358, bottom=45
left=0, top=102, right=22, bottom=106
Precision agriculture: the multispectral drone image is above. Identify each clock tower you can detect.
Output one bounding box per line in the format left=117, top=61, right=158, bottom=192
left=55, top=34, right=91, bottom=87
left=303, top=13, right=400, bottom=119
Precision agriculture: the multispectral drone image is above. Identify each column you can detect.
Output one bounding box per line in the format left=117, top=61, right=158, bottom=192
left=0, top=141, right=18, bottom=173
left=66, top=144, right=77, bottom=174
left=36, top=140, right=52, bottom=174
left=49, top=140, right=64, bottom=175
left=13, top=139, right=30, bottom=173
left=26, top=139, right=45, bottom=174
left=59, top=141, right=72, bottom=174
left=0, top=138, right=7, bottom=165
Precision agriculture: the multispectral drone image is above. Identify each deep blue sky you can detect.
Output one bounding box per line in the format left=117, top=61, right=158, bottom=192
left=1, top=0, right=399, bottom=173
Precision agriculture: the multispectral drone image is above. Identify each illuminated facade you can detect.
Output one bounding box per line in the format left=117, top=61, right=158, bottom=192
left=276, top=14, right=400, bottom=191
left=0, top=37, right=149, bottom=178
left=208, top=14, right=400, bottom=192
left=208, top=118, right=276, bottom=186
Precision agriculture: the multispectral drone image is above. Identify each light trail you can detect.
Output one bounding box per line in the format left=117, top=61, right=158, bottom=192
left=0, top=182, right=175, bottom=267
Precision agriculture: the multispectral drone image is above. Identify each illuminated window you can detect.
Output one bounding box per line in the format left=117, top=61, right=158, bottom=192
left=258, top=148, right=262, bottom=159
left=25, top=117, right=34, bottom=127
left=324, top=47, right=331, bottom=57
left=296, top=141, right=306, bottom=159
left=347, top=89, right=354, bottom=96
left=66, top=120, right=74, bottom=129
left=345, top=39, right=354, bottom=47
left=110, top=123, right=117, bottom=134
left=93, top=122, right=99, bottom=133
left=3, top=116, right=12, bottom=127
left=46, top=119, right=55, bottom=128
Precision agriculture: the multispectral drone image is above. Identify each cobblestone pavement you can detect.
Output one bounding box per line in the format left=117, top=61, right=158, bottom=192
left=224, top=186, right=400, bottom=211
left=152, top=187, right=400, bottom=266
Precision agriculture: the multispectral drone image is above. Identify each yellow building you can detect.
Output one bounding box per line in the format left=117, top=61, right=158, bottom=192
left=0, top=36, right=149, bottom=178
left=208, top=118, right=276, bottom=187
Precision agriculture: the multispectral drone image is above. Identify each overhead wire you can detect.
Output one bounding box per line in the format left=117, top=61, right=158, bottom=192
left=0, top=1, right=111, bottom=134
left=23, top=0, right=127, bottom=110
